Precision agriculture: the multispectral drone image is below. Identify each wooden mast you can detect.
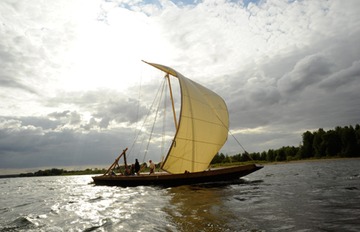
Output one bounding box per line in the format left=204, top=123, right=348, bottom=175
left=165, top=73, right=178, bottom=131
left=103, top=148, right=128, bottom=175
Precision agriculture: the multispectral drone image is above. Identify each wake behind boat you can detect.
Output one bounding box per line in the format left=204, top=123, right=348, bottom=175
left=92, top=61, right=263, bottom=187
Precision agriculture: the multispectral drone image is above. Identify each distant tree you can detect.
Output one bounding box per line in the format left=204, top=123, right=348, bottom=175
left=322, top=130, right=341, bottom=156
left=50, top=168, right=64, bottom=175
left=266, top=149, right=275, bottom=162
left=275, top=148, right=286, bottom=161
left=213, top=124, right=360, bottom=165
left=250, top=152, right=261, bottom=161
left=211, top=153, right=220, bottom=164
left=282, top=146, right=299, bottom=160
left=300, top=131, right=314, bottom=158
left=340, top=126, right=357, bottom=157
left=211, top=153, right=226, bottom=164
left=222, top=155, right=232, bottom=163
left=231, top=153, right=242, bottom=162
left=313, top=129, right=326, bottom=158
left=355, top=124, right=360, bottom=156
left=260, top=151, right=267, bottom=161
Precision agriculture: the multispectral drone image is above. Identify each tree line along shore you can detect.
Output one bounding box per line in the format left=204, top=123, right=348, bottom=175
left=2, top=124, right=359, bottom=178
left=212, top=124, right=360, bottom=164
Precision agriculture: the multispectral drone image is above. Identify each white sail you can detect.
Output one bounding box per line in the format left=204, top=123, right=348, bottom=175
left=144, top=61, right=229, bottom=174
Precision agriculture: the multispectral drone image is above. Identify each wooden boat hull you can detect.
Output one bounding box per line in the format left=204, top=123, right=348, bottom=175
left=92, top=164, right=263, bottom=187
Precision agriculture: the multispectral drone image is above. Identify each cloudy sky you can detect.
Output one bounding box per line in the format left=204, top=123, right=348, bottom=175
left=1, top=0, right=359, bottom=174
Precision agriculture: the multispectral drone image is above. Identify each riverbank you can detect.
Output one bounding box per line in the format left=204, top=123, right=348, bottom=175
left=263, top=156, right=360, bottom=165
left=209, top=156, right=360, bottom=168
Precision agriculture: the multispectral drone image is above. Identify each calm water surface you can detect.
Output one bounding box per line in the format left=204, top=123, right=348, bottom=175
left=1, top=159, right=359, bottom=231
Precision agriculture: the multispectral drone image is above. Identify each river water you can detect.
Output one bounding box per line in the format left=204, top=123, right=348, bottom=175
left=1, top=159, right=359, bottom=232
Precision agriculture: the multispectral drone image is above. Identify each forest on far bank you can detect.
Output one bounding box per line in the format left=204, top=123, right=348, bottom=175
left=212, top=124, right=360, bottom=164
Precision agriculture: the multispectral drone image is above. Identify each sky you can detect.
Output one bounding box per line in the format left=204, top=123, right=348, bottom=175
left=1, top=0, right=360, bottom=174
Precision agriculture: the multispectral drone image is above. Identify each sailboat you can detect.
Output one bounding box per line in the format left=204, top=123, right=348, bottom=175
left=92, top=61, right=263, bottom=187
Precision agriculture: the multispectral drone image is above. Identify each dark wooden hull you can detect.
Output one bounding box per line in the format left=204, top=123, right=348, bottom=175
left=92, top=164, right=263, bottom=187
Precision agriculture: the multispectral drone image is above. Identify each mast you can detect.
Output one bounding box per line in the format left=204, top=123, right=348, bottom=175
left=103, top=148, right=128, bottom=175
left=142, top=60, right=179, bottom=130
left=165, top=73, right=178, bottom=131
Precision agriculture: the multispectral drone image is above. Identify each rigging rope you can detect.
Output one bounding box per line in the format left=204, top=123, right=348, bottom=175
left=213, top=112, right=254, bottom=161
left=142, top=78, right=167, bottom=163
left=130, top=71, right=142, bottom=154
left=128, top=78, right=167, bottom=160
left=228, top=130, right=253, bottom=161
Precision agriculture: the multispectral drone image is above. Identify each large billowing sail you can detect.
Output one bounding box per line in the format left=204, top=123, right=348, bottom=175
left=144, top=61, right=229, bottom=174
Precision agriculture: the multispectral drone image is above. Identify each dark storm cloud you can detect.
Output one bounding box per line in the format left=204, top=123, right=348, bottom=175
left=0, top=124, right=134, bottom=169
left=46, top=89, right=149, bottom=129
left=16, top=116, right=60, bottom=130
left=319, top=60, right=360, bottom=90
left=277, top=55, right=332, bottom=94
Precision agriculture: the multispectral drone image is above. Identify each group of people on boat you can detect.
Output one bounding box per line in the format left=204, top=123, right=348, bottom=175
left=126, top=159, right=141, bottom=176
left=124, top=159, right=156, bottom=176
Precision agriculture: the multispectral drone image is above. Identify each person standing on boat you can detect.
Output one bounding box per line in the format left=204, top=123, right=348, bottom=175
left=135, top=159, right=140, bottom=175
left=149, top=160, right=155, bottom=175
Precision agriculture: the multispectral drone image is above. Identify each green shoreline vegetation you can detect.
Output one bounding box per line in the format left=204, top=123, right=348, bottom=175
left=2, top=124, right=359, bottom=178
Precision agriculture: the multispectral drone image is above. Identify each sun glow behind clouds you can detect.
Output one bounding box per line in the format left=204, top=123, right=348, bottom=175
left=53, top=1, right=172, bottom=93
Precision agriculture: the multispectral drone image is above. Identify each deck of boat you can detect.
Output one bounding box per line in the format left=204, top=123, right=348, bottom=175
left=92, top=164, right=263, bottom=187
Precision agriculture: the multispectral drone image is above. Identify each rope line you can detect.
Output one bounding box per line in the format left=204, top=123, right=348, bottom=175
left=142, top=78, right=167, bottom=163
left=128, top=78, right=166, bottom=160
